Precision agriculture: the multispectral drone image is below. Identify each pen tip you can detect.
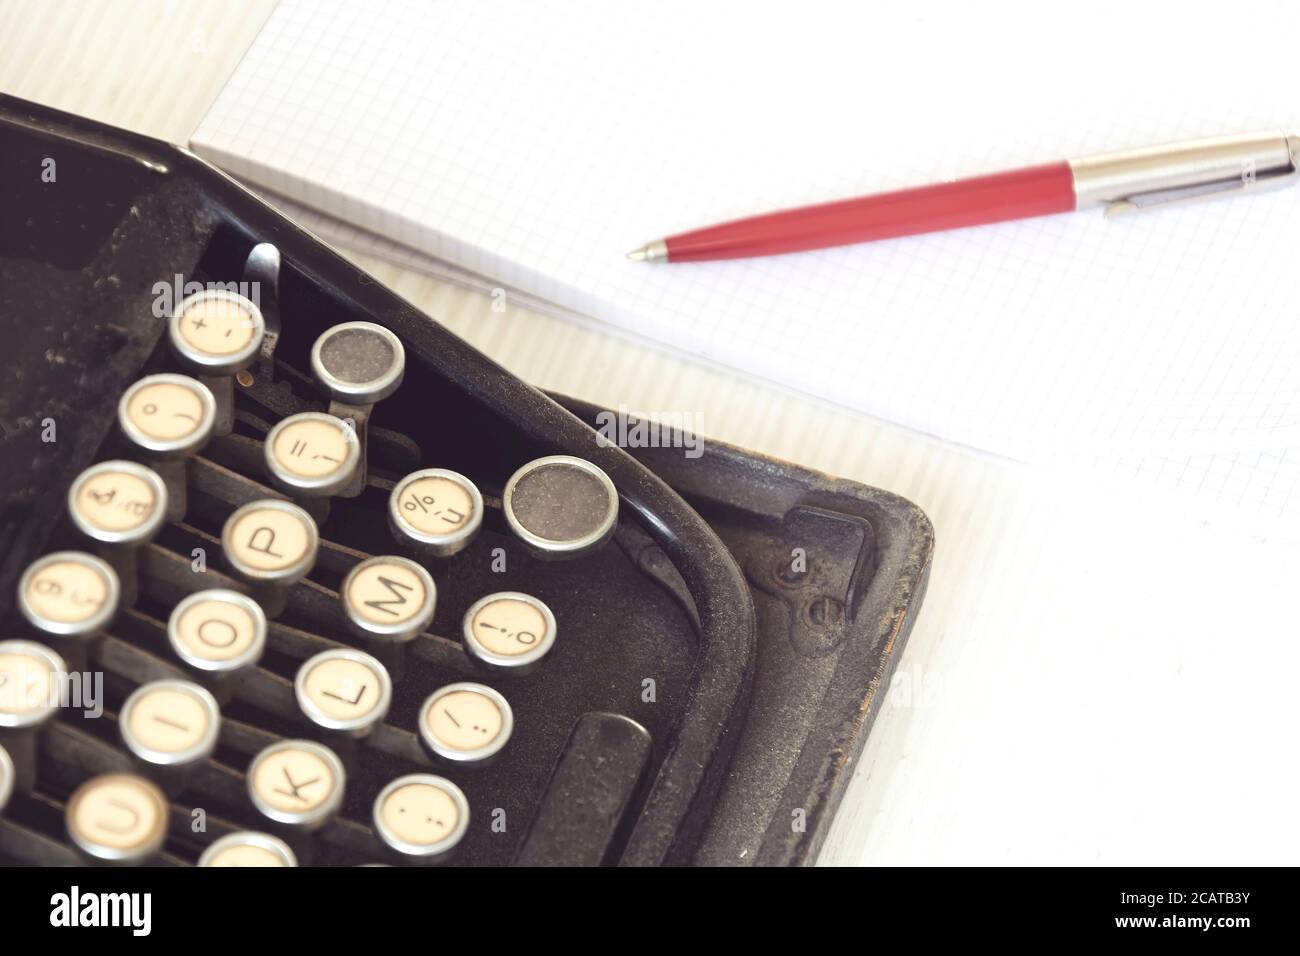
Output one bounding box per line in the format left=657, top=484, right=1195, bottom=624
left=626, top=240, right=668, bottom=263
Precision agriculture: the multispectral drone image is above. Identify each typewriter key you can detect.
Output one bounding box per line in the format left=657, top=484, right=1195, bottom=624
left=199, top=830, right=298, bottom=867
left=461, top=592, right=557, bottom=674
left=388, top=468, right=483, bottom=557
left=119, top=679, right=220, bottom=793
left=169, top=289, right=266, bottom=436
left=221, top=500, right=319, bottom=617
left=17, top=551, right=119, bottom=671
left=0, top=744, right=12, bottom=815
left=264, top=411, right=361, bottom=497
left=294, top=648, right=392, bottom=741
left=339, top=555, right=436, bottom=676
left=65, top=772, right=169, bottom=865
left=68, top=460, right=167, bottom=606
left=167, top=589, right=267, bottom=700
left=502, top=455, right=619, bottom=560
left=118, top=373, right=217, bottom=521
left=0, top=640, right=68, bottom=793
left=311, top=321, right=406, bottom=498
left=311, top=320, right=405, bottom=405
left=372, top=773, right=469, bottom=864
left=418, top=682, right=513, bottom=767
left=247, top=739, right=345, bottom=833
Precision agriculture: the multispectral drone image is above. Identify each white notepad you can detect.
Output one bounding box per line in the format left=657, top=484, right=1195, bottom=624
left=193, top=0, right=1300, bottom=527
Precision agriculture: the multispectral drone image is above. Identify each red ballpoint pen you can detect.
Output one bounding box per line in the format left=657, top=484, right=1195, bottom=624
left=627, top=131, right=1300, bottom=263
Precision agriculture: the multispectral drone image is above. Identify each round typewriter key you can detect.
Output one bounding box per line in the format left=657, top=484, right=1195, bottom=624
left=388, top=468, right=483, bottom=557
left=418, top=683, right=513, bottom=767
left=294, top=648, right=392, bottom=740
left=372, top=773, right=469, bottom=864
left=311, top=321, right=405, bottom=406
left=0, top=744, right=13, bottom=815
left=502, top=455, right=619, bottom=560
left=119, top=680, right=220, bottom=792
left=68, top=460, right=167, bottom=608
left=65, top=772, right=169, bottom=865
left=0, top=641, right=67, bottom=793
left=264, top=411, right=361, bottom=497
left=118, top=373, right=217, bottom=520
left=118, top=373, right=216, bottom=457
left=17, top=551, right=118, bottom=670
left=199, top=830, right=298, bottom=867
left=222, top=499, right=319, bottom=616
left=68, top=459, right=168, bottom=546
left=340, top=555, right=436, bottom=678
left=461, top=591, right=556, bottom=674
left=167, top=589, right=266, bottom=699
left=247, top=739, right=345, bottom=833
left=169, top=289, right=266, bottom=436
left=340, top=555, right=436, bottom=642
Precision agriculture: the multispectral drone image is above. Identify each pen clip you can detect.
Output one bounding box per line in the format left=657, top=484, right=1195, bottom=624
left=1104, top=159, right=1299, bottom=218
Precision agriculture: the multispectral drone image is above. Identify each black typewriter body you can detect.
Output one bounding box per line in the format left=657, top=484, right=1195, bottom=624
left=0, top=97, right=933, bottom=867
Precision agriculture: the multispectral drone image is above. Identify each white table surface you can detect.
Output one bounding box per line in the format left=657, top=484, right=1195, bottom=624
left=3, top=0, right=1297, bottom=865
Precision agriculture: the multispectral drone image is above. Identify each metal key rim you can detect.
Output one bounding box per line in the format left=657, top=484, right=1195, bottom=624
left=387, top=468, right=484, bottom=556
left=167, top=588, right=267, bottom=675
left=169, top=288, right=266, bottom=373
left=0, top=640, right=68, bottom=730
left=198, top=830, right=299, bottom=867
left=246, top=739, right=346, bottom=829
left=339, top=554, right=437, bottom=642
left=220, top=498, right=320, bottom=585
left=117, top=372, right=218, bottom=458
left=17, top=550, right=120, bottom=638
left=67, top=460, right=169, bottom=546
left=119, top=679, right=222, bottom=768
left=293, top=647, right=393, bottom=734
left=417, top=681, right=514, bottom=765
left=501, top=455, right=619, bottom=558
left=372, top=773, right=470, bottom=860
left=310, top=320, right=406, bottom=404
left=263, top=411, right=362, bottom=495
left=65, top=772, right=169, bottom=863
left=461, top=591, right=557, bottom=671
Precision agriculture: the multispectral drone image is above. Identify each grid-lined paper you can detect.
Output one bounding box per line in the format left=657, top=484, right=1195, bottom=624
left=193, top=0, right=1300, bottom=526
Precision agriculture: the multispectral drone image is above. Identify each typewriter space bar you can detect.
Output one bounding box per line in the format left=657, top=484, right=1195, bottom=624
left=513, top=712, right=652, bottom=867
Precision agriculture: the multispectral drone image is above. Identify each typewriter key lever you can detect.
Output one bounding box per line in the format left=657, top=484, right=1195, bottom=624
left=264, top=411, right=362, bottom=498
left=339, top=554, right=437, bottom=679
left=169, top=288, right=266, bottom=436
left=221, top=499, right=320, bottom=617
left=118, top=373, right=217, bottom=521
left=118, top=679, right=221, bottom=796
left=294, top=648, right=392, bottom=761
left=67, top=460, right=168, bottom=607
left=167, top=589, right=268, bottom=702
left=247, top=739, right=346, bottom=861
left=65, top=772, right=169, bottom=865
left=17, top=551, right=120, bottom=673
left=311, top=321, right=406, bottom=498
left=0, top=641, right=67, bottom=794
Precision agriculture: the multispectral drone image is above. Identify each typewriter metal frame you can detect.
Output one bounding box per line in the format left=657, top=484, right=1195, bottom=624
left=0, top=96, right=933, bottom=866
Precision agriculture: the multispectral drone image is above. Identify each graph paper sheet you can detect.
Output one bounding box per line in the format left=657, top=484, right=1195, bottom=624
left=193, top=0, right=1300, bottom=524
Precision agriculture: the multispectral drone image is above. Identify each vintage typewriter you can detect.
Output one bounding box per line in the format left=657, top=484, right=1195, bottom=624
left=0, top=96, right=932, bottom=867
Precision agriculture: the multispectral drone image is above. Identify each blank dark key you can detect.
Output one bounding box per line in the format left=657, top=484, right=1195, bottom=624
left=513, top=712, right=652, bottom=867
